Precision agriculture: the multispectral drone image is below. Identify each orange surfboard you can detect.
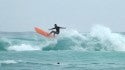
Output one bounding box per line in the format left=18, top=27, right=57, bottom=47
left=34, top=27, right=53, bottom=38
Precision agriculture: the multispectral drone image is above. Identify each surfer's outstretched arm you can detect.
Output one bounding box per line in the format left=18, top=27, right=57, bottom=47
left=49, top=28, right=55, bottom=30
left=60, top=27, right=66, bottom=29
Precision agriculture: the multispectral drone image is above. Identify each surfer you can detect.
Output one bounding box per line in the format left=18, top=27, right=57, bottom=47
left=49, top=24, right=66, bottom=36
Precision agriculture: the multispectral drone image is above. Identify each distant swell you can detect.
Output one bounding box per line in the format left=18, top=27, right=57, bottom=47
left=0, top=25, right=125, bottom=51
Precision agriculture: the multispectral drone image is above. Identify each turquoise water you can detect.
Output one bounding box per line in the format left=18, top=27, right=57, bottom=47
left=1, top=26, right=125, bottom=70
left=1, top=51, right=125, bottom=70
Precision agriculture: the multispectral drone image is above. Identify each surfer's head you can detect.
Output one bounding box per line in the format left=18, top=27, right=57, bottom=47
left=54, top=24, right=57, bottom=27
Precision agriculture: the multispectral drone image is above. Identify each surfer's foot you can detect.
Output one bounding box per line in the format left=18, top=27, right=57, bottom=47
left=48, top=33, right=51, bottom=36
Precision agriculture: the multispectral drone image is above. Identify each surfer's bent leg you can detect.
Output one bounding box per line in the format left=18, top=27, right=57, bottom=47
left=53, top=32, right=59, bottom=37
left=49, top=31, right=56, bottom=36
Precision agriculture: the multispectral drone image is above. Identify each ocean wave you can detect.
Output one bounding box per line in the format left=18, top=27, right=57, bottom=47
left=0, top=25, right=125, bottom=51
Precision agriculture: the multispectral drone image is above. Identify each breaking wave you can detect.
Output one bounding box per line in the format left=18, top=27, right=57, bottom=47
left=0, top=25, right=125, bottom=51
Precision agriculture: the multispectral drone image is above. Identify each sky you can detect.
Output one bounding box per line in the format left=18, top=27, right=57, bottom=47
left=0, top=0, right=125, bottom=32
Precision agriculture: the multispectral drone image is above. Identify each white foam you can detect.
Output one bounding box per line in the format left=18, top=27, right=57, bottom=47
left=8, top=44, right=41, bottom=51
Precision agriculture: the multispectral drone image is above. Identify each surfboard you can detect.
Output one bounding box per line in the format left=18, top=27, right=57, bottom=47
left=34, top=27, right=53, bottom=38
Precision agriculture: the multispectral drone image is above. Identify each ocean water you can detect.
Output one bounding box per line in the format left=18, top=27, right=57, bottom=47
left=0, top=25, right=125, bottom=70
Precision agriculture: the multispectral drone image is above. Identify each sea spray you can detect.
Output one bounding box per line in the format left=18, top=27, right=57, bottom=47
left=90, top=25, right=125, bottom=51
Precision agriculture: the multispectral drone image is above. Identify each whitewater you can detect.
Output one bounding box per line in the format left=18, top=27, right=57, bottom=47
left=0, top=25, right=125, bottom=70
